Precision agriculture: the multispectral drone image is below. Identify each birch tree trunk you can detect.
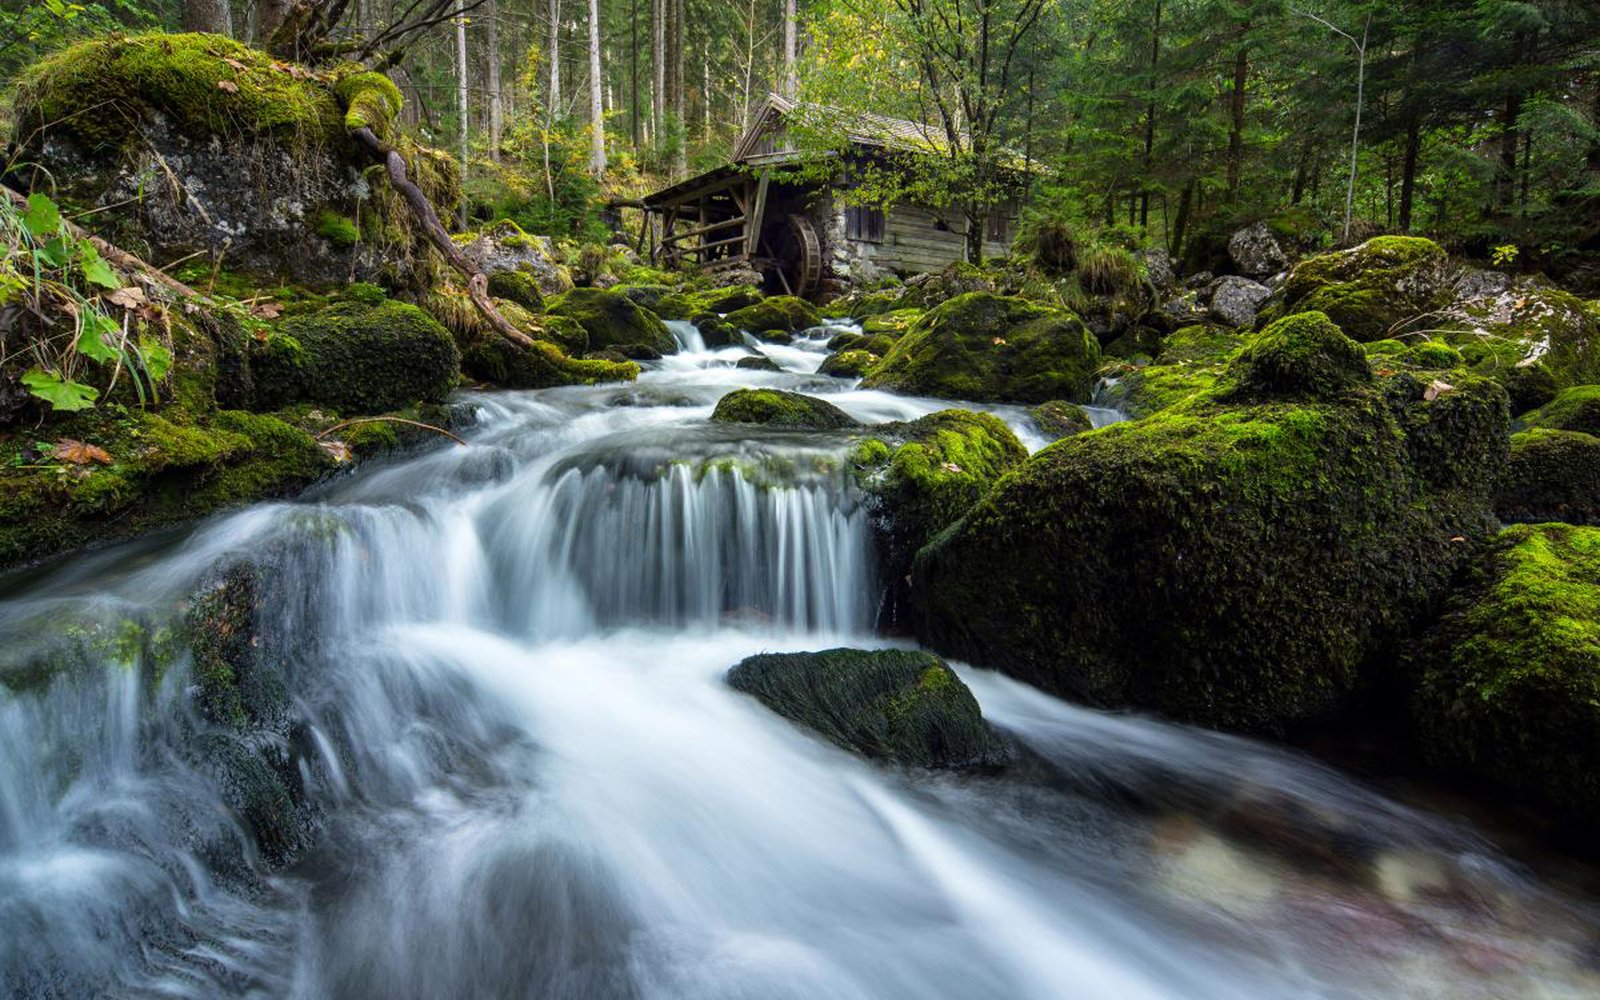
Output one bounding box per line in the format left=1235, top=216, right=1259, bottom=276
left=549, top=0, right=563, bottom=113
left=783, top=0, right=797, bottom=97
left=456, top=4, right=471, bottom=227
left=652, top=0, right=664, bottom=143
left=670, top=0, right=686, bottom=177
left=588, top=0, right=607, bottom=176
left=486, top=0, right=503, bottom=162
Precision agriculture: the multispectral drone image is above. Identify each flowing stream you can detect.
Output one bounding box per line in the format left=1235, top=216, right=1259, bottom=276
left=1, top=322, right=1597, bottom=998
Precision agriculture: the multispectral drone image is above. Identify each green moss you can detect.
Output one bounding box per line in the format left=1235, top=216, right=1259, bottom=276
left=461, top=336, right=638, bottom=389
left=13, top=33, right=344, bottom=155
left=546, top=287, right=674, bottom=354
left=313, top=210, right=360, bottom=246
left=911, top=321, right=1508, bottom=732
left=1414, top=523, right=1600, bottom=834
left=861, top=293, right=1101, bottom=404
left=860, top=308, right=923, bottom=339
left=818, top=349, right=879, bottom=378
left=710, top=389, right=857, bottom=429
left=1097, top=325, right=1244, bottom=419
left=1268, top=236, right=1452, bottom=342
left=332, top=67, right=403, bottom=138
left=1518, top=384, right=1600, bottom=437
left=485, top=269, right=545, bottom=311
left=186, top=563, right=261, bottom=728
left=1494, top=429, right=1600, bottom=526
left=726, top=648, right=1010, bottom=768
left=1443, top=289, right=1600, bottom=413
left=724, top=296, right=822, bottom=336
left=1214, top=312, right=1370, bottom=404
left=697, top=284, right=764, bottom=314
left=275, top=300, right=459, bottom=412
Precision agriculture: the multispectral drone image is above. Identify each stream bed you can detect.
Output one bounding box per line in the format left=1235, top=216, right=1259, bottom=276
left=2, top=324, right=1597, bottom=998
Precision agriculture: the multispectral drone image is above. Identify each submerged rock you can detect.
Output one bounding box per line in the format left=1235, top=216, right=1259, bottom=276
left=912, top=311, right=1508, bottom=732
left=710, top=389, right=857, bottom=429
left=861, top=292, right=1101, bottom=404
left=1413, top=524, right=1600, bottom=838
left=734, top=355, right=782, bottom=372
left=726, top=647, right=1011, bottom=768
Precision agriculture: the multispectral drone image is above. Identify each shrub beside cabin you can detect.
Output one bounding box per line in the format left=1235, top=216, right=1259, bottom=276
left=641, top=95, right=1025, bottom=297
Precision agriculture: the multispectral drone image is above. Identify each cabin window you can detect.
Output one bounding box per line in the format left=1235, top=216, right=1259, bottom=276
left=845, top=205, right=885, bottom=243
left=986, top=210, right=1013, bottom=244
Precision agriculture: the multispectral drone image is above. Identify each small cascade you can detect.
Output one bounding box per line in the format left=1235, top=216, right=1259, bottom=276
left=664, top=318, right=707, bottom=354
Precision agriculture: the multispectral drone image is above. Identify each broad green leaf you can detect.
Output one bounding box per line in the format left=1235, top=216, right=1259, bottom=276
left=22, top=193, right=61, bottom=241
left=138, top=338, right=172, bottom=382
left=22, top=369, right=98, bottom=411
left=40, top=236, right=70, bottom=268
left=78, top=245, right=119, bottom=289
left=76, top=312, right=122, bottom=364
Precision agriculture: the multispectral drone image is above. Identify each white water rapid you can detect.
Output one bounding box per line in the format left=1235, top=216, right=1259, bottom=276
left=1, top=321, right=1596, bottom=998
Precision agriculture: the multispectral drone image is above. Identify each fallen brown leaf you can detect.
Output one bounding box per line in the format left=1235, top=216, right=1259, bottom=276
left=1423, top=379, right=1455, bottom=402
left=53, top=439, right=113, bottom=465
left=216, top=79, right=239, bottom=93
left=104, top=286, right=146, bottom=309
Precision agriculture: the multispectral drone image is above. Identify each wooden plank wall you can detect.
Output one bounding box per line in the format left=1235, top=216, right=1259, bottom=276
left=850, top=203, right=1012, bottom=273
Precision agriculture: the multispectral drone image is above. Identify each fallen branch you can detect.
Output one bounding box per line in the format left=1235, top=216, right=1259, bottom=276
left=315, top=415, right=467, bottom=446
left=347, top=124, right=535, bottom=350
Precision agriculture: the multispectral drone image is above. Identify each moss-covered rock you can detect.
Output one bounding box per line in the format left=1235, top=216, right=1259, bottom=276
left=710, top=389, right=857, bottom=430
left=1362, top=338, right=1464, bottom=370
left=1494, top=429, right=1600, bottom=526
left=462, top=337, right=638, bottom=389
left=275, top=300, right=459, bottom=413
left=1031, top=400, right=1093, bottom=440
left=1098, top=325, right=1244, bottom=418
left=1518, top=384, right=1600, bottom=437
left=734, top=355, right=782, bottom=372
left=911, top=314, right=1509, bottom=732
left=853, top=411, right=1027, bottom=616
left=726, top=647, right=1011, bottom=768
left=698, top=284, right=764, bottom=314
left=818, top=349, right=879, bottom=378
left=861, top=293, right=1101, bottom=404
left=1443, top=287, right=1600, bottom=412
left=546, top=287, right=675, bottom=354
left=1413, top=523, right=1600, bottom=836
left=1267, top=236, right=1453, bottom=342
left=486, top=269, right=545, bottom=311
left=692, top=312, right=740, bottom=348
left=860, top=308, right=923, bottom=339
left=724, top=296, right=822, bottom=336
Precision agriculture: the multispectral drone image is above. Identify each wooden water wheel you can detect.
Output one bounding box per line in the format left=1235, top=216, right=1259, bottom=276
left=758, top=214, right=823, bottom=297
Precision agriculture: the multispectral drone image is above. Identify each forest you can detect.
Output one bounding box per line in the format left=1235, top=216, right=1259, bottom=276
left=4, top=0, right=1600, bottom=997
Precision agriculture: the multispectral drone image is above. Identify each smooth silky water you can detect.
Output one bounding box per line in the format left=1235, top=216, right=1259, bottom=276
left=1, top=321, right=1596, bottom=998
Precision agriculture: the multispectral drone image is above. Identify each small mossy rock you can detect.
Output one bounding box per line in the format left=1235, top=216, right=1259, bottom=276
left=861, top=293, right=1101, bottom=404
left=1413, top=523, right=1600, bottom=837
left=614, top=283, right=676, bottom=313
left=725, top=296, right=822, bottom=336
left=462, top=337, right=638, bottom=390
left=186, top=562, right=268, bottom=729
left=486, top=269, right=545, bottom=311
left=1519, top=385, right=1600, bottom=437
left=1495, top=429, right=1600, bottom=526
left=546, top=288, right=675, bottom=354
left=726, top=648, right=1011, bottom=768
left=1269, top=236, right=1453, bottom=342
left=277, top=301, right=459, bottom=413
left=1213, top=312, right=1371, bottom=404
left=1362, top=339, right=1464, bottom=370
left=1031, top=400, right=1093, bottom=440
left=824, top=288, right=906, bottom=319
left=735, top=355, right=782, bottom=372
left=711, top=389, right=858, bottom=430
left=818, top=349, right=879, bottom=378
left=462, top=223, right=574, bottom=296
left=911, top=323, right=1509, bottom=732
left=698, top=284, right=765, bottom=314
left=853, top=411, right=1027, bottom=612
left=692, top=312, right=740, bottom=348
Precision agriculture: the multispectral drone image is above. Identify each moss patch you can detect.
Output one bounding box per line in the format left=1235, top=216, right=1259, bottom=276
left=1495, top=429, right=1600, bottom=526
left=275, top=300, right=459, bottom=413
left=725, top=296, right=821, bottom=335
left=710, top=389, right=857, bottom=430
left=546, top=287, right=675, bottom=354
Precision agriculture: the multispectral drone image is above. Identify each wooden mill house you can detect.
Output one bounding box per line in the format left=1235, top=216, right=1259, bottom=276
left=640, top=95, right=1024, bottom=297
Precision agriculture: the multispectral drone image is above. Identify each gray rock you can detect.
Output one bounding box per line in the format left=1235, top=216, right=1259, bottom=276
left=1229, top=221, right=1290, bottom=278
left=1142, top=250, right=1178, bottom=293
left=1184, top=270, right=1215, bottom=290
left=1209, top=275, right=1274, bottom=327
left=1158, top=291, right=1208, bottom=327
left=461, top=222, right=574, bottom=296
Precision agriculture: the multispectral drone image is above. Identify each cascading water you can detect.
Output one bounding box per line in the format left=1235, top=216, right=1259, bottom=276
left=2, top=324, right=1597, bottom=999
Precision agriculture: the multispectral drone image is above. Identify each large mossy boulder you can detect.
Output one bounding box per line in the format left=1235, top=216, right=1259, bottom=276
left=1495, top=429, right=1600, bottom=526
left=1443, top=286, right=1600, bottom=413
left=911, top=312, right=1509, bottom=732
left=546, top=288, right=675, bottom=354
left=861, top=293, right=1101, bottom=404
left=462, top=338, right=639, bottom=390
left=726, top=647, right=1011, bottom=768
left=1266, top=237, right=1453, bottom=342
left=10, top=34, right=453, bottom=285
left=724, top=296, right=822, bottom=336
left=1518, top=384, right=1600, bottom=436
left=273, top=300, right=459, bottom=413
left=710, top=388, right=857, bottom=429
left=1099, top=325, right=1244, bottom=418
left=1413, top=524, right=1600, bottom=837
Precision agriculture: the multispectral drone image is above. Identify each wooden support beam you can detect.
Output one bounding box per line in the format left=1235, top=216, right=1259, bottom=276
left=662, top=215, right=747, bottom=244
left=746, top=174, right=770, bottom=256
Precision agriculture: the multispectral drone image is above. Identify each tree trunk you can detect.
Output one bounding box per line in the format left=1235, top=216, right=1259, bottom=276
left=1398, top=114, right=1421, bottom=232
left=1226, top=44, right=1248, bottom=195
left=669, top=0, right=685, bottom=177
left=630, top=0, right=641, bottom=150
left=258, top=0, right=290, bottom=41
left=455, top=4, right=470, bottom=227
left=1171, top=178, right=1195, bottom=258
left=486, top=0, right=503, bottom=162
left=182, top=0, right=230, bottom=35
left=549, top=0, right=562, bottom=113
left=652, top=0, right=664, bottom=144
left=588, top=0, right=607, bottom=175
left=1497, top=90, right=1523, bottom=210
left=783, top=0, right=797, bottom=97
left=1139, top=0, right=1161, bottom=229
